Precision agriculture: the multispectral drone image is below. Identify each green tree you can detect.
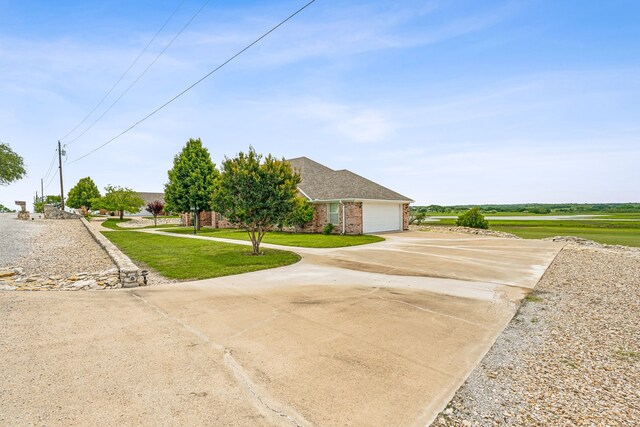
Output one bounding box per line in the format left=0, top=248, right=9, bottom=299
left=95, top=185, right=144, bottom=220
left=456, top=207, right=489, bottom=229
left=33, top=195, right=61, bottom=213
left=164, top=138, right=218, bottom=229
left=0, top=203, right=15, bottom=213
left=0, top=142, right=26, bottom=185
left=284, top=196, right=314, bottom=232
left=67, top=177, right=101, bottom=210
left=213, top=147, right=301, bottom=255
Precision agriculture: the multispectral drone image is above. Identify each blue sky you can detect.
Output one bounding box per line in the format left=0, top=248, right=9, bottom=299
left=1, top=0, right=639, bottom=208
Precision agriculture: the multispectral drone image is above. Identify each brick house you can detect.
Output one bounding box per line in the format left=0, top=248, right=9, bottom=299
left=191, top=157, right=413, bottom=235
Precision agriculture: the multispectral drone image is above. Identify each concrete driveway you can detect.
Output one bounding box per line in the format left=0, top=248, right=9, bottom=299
left=0, top=230, right=562, bottom=426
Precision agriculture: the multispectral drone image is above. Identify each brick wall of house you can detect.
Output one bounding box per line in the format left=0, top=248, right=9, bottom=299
left=215, top=212, right=236, bottom=229
left=298, top=203, right=328, bottom=233
left=181, top=211, right=214, bottom=227
left=186, top=203, right=369, bottom=235
left=297, top=201, right=363, bottom=235
left=199, top=211, right=213, bottom=227
left=343, top=202, right=363, bottom=234
left=402, top=203, right=410, bottom=230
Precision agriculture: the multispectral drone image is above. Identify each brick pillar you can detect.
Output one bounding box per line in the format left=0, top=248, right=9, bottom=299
left=402, top=203, right=410, bottom=230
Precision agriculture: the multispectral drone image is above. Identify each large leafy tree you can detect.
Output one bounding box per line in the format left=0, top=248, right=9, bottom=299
left=0, top=142, right=26, bottom=185
left=164, top=138, right=218, bottom=229
left=213, top=147, right=301, bottom=255
left=95, top=185, right=144, bottom=220
left=67, top=177, right=101, bottom=210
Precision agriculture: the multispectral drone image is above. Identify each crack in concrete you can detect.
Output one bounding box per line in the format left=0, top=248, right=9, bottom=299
left=223, top=350, right=311, bottom=427
left=130, top=292, right=310, bottom=426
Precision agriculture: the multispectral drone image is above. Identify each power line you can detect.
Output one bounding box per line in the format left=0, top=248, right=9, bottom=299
left=41, top=149, right=58, bottom=182
left=65, top=0, right=211, bottom=147
left=70, top=0, right=317, bottom=164
left=43, top=168, right=59, bottom=191
left=59, top=0, right=188, bottom=142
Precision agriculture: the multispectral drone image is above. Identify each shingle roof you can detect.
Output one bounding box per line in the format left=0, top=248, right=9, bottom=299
left=286, top=157, right=413, bottom=202
left=137, top=192, right=165, bottom=206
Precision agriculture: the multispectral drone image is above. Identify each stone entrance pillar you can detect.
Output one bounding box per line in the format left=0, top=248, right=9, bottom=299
left=15, top=201, right=30, bottom=220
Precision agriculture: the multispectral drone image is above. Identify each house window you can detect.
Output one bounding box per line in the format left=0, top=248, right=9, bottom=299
left=328, top=203, right=339, bottom=224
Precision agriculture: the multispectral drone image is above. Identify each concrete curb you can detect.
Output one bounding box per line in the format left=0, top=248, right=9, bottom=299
left=80, top=217, right=141, bottom=287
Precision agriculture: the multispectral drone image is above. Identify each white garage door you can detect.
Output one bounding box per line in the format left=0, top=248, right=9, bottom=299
left=362, top=203, right=402, bottom=233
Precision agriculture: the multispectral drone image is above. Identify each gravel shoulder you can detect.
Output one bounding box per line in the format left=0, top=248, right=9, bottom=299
left=0, top=214, right=115, bottom=276
left=433, top=244, right=640, bottom=426
left=0, top=213, right=46, bottom=266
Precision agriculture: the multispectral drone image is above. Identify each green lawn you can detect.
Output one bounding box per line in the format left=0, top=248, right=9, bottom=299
left=426, top=217, right=640, bottom=247
left=100, top=218, right=180, bottom=230
left=101, top=231, right=300, bottom=280
left=493, top=225, right=640, bottom=247
left=164, top=228, right=385, bottom=248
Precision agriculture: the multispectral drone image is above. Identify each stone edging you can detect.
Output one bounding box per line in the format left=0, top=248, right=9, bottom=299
left=80, top=217, right=141, bottom=287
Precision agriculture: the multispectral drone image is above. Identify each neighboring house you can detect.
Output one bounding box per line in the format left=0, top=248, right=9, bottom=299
left=196, top=157, right=413, bottom=234
left=133, top=192, right=165, bottom=216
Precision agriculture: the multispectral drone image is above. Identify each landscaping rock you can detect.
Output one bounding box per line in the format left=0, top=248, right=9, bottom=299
left=0, top=214, right=121, bottom=291
left=413, top=225, right=521, bottom=239
left=432, top=245, right=640, bottom=426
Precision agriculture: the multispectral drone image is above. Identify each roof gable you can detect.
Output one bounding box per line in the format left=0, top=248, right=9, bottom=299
left=137, top=192, right=165, bottom=205
left=286, top=157, right=413, bottom=202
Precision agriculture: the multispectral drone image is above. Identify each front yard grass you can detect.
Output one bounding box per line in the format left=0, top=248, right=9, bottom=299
left=102, top=231, right=300, bottom=280
left=164, top=228, right=385, bottom=248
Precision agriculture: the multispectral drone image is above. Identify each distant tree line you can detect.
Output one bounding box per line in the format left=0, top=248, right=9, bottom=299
left=411, top=203, right=640, bottom=215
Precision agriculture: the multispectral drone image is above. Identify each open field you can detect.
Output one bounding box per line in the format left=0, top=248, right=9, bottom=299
left=428, top=214, right=640, bottom=247
left=101, top=231, right=300, bottom=280
left=165, top=227, right=385, bottom=248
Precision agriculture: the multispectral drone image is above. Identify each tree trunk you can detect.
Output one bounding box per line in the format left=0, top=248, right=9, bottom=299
left=248, top=226, right=261, bottom=255
left=153, top=214, right=157, bottom=227
left=119, top=210, right=124, bottom=220
left=196, top=210, right=201, bottom=231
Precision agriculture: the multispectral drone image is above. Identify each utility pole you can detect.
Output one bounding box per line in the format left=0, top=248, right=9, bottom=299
left=58, top=140, right=65, bottom=210
left=40, top=178, right=44, bottom=203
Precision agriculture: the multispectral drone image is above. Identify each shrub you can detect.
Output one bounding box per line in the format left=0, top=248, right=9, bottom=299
left=456, top=207, right=489, bottom=229
left=322, top=223, right=334, bottom=235
left=410, top=211, right=427, bottom=225
left=284, top=196, right=314, bottom=232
